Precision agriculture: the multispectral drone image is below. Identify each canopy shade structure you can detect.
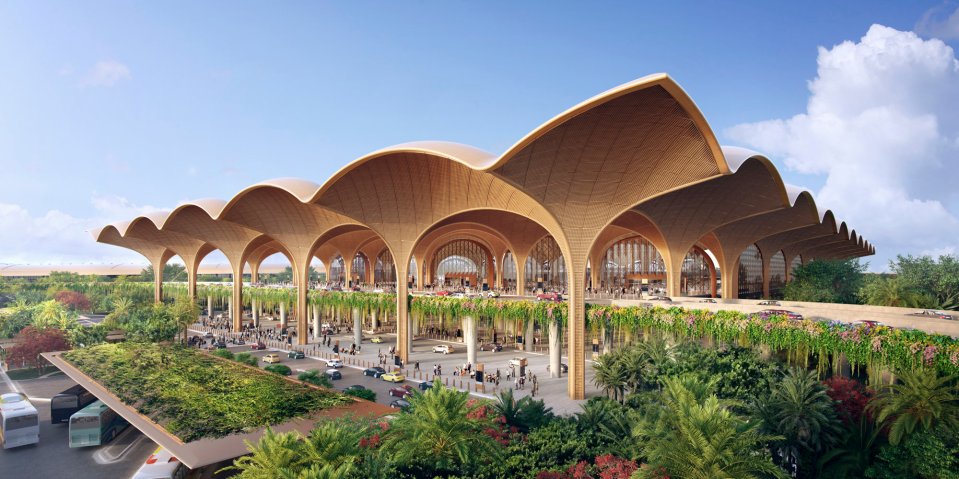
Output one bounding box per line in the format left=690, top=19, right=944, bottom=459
left=92, top=74, right=872, bottom=399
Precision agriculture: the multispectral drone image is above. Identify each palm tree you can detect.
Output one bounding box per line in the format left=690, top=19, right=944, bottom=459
left=869, top=368, right=959, bottom=445
left=103, top=297, right=133, bottom=329
left=170, top=297, right=199, bottom=343
left=753, top=368, right=841, bottom=476
left=592, top=350, right=629, bottom=403
left=492, top=388, right=553, bottom=433
left=634, top=376, right=787, bottom=479
left=297, top=369, right=333, bottom=388
left=382, top=382, right=503, bottom=474
left=300, top=419, right=369, bottom=472
left=220, top=428, right=305, bottom=478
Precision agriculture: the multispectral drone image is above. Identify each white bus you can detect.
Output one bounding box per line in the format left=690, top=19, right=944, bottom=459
left=0, top=392, right=40, bottom=449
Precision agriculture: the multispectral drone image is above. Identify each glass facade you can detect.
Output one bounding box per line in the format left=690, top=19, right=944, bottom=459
left=351, top=253, right=368, bottom=284
left=328, top=255, right=344, bottom=284
left=432, top=240, right=490, bottom=288
left=599, top=236, right=666, bottom=293
left=737, top=245, right=763, bottom=299
left=681, top=249, right=714, bottom=297
left=789, top=255, right=802, bottom=279
left=374, top=249, right=395, bottom=286
left=525, top=236, right=566, bottom=293
left=503, top=251, right=517, bottom=290
left=769, top=251, right=786, bottom=296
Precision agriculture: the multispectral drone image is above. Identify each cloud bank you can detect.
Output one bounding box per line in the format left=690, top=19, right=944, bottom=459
left=80, top=60, right=132, bottom=87
left=0, top=194, right=165, bottom=265
left=727, top=25, right=959, bottom=270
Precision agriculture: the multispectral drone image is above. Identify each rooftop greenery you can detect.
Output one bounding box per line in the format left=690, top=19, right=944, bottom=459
left=61, top=342, right=350, bottom=442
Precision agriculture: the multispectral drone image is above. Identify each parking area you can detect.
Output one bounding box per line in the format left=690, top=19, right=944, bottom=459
left=0, top=374, right=157, bottom=479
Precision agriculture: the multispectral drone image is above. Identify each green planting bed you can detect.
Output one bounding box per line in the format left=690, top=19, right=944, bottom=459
left=61, top=343, right=350, bottom=442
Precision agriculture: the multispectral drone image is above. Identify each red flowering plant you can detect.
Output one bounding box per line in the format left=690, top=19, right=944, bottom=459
left=534, top=455, right=637, bottom=479
left=357, top=420, right=390, bottom=449
left=466, top=399, right=514, bottom=445
left=823, top=376, right=872, bottom=425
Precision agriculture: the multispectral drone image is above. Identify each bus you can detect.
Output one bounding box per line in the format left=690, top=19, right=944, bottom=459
left=68, top=400, right=129, bottom=448
left=51, top=384, right=96, bottom=424
left=0, top=392, right=40, bottom=449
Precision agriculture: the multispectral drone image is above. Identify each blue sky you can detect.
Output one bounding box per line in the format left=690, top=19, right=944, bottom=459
left=1, top=1, right=958, bottom=270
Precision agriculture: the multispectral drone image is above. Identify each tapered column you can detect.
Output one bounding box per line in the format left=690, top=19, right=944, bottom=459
left=567, top=265, right=586, bottom=399
left=395, top=263, right=410, bottom=364
left=721, top=255, right=739, bottom=300
left=344, top=260, right=353, bottom=287
left=252, top=299, right=259, bottom=327
left=153, top=259, right=165, bottom=303
left=313, top=304, right=321, bottom=340
left=761, top=254, right=772, bottom=299
left=516, top=255, right=527, bottom=296
left=664, top=250, right=685, bottom=298
left=549, top=319, right=561, bottom=378
left=232, top=265, right=243, bottom=332
left=207, top=296, right=214, bottom=319
left=371, top=309, right=378, bottom=331
left=279, top=302, right=287, bottom=328
left=187, top=265, right=198, bottom=300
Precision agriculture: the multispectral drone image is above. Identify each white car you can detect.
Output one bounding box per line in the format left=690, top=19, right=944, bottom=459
left=509, top=357, right=527, bottom=367
left=326, top=358, right=343, bottom=368
left=484, top=291, right=501, bottom=298
left=132, top=447, right=187, bottom=479
left=451, top=292, right=467, bottom=298
left=432, top=345, right=454, bottom=354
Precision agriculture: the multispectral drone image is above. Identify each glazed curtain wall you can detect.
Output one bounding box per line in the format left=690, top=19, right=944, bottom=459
left=525, top=236, right=566, bottom=293
left=599, top=236, right=666, bottom=292
left=738, top=245, right=763, bottom=299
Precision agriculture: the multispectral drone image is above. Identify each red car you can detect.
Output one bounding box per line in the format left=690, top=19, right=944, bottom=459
left=388, top=385, right=414, bottom=398
left=536, top=292, right=563, bottom=302
left=435, top=290, right=451, bottom=297
left=251, top=341, right=267, bottom=350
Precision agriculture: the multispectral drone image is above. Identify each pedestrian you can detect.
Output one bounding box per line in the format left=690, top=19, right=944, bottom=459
left=414, top=361, right=420, bottom=372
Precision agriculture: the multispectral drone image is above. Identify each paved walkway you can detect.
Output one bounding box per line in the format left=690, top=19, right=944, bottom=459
left=191, top=321, right=600, bottom=415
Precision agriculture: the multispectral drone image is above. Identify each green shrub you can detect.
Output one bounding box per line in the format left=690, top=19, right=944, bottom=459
left=298, top=369, right=333, bottom=388
left=234, top=352, right=258, bottom=366
left=345, top=388, right=376, bottom=401
left=265, top=364, right=292, bottom=376
left=211, top=349, right=235, bottom=360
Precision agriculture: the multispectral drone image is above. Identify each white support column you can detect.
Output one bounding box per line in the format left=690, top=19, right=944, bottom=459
left=549, top=319, right=562, bottom=378
left=313, top=304, right=321, bottom=341
left=353, top=307, right=362, bottom=347
left=279, top=302, right=287, bottom=328
left=463, top=315, right=477, bottom=368
left=525, top=320, right=535, bottom=353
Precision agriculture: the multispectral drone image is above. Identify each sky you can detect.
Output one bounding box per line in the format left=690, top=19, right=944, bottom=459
left=1, top=1, right=958, bottom=272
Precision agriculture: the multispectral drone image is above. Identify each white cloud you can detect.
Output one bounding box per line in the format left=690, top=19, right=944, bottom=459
left=917, top=3, right=959, bottom=40
left=80, top=60, right=132, bottom=87
left=726, top=24, right=959, bottom=270
left=0, top=194, right=167, bottom=264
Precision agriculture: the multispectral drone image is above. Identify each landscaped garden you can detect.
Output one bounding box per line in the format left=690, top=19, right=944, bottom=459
left=61, top=342, right=351, bottom=442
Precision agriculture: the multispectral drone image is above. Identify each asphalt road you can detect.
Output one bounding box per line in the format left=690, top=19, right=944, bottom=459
left=0, top=375, right=156, bottom=479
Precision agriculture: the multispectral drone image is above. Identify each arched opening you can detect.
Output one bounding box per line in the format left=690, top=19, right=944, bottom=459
left=430, top=239, right=492, bottom=290
left=374, top=248, right=396, bottom=287
left=681, top=248, right=714, bottom=297
left=769, top=251, right=786, bottom=298
left=503, top=251, right=517, bottom=293
left=328, top=255, right=345, bottom=284
left=526, top=236, right=566, bottom=294
left=350, top=252, right=368, bottom=286
left=737, top=245, right=763, bottom=299
left=408, top=257, right=417, bottom=288
left=599, top=236, right=666, bottom=295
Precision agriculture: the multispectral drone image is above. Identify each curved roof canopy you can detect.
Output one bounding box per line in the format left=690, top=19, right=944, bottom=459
left=94, top=74, right=872, bottom=280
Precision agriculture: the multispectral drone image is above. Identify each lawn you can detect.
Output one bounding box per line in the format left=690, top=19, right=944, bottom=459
left=61, top=343, right=351, bottom=442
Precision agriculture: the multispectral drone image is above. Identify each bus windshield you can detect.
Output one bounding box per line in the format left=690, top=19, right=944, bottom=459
left=1, top=393, right=40, bottom=449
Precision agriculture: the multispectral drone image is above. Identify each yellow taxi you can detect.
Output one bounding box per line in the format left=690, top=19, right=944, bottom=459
left=381, top=372, right=405, bottom=383
left=371, top=337, right=384, bottom=344
left=262, top=353, right=282, bottom=364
